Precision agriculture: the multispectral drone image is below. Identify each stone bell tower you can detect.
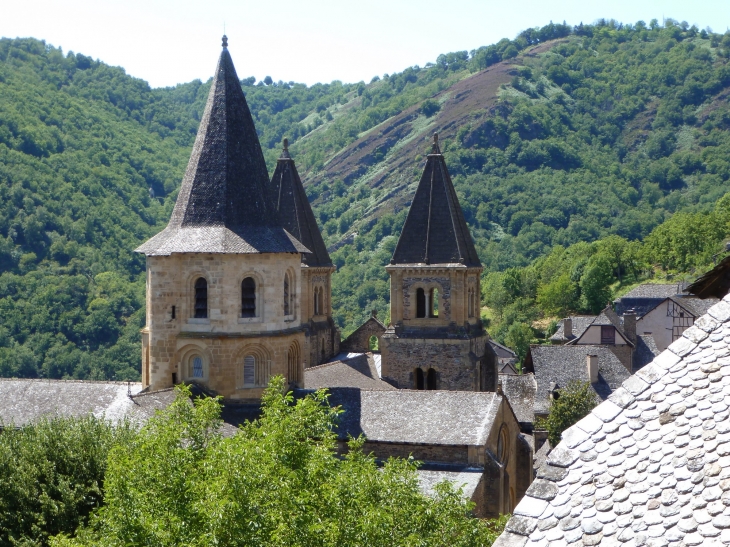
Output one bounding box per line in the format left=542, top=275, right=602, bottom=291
left=270, top=139, right=340, bottom=366
left=136, top=36, right=310, bottom=401
left=380, top=134, right=496, bottom=392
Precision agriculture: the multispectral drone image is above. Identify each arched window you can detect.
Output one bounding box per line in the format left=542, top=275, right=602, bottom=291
left=497, top=424, right=509, bottom=465
left=313, top=287, right=320, bottom=315
left=284, top=273, right=291, bottom=316
left=321, top=338, right=326, bottom=357
left=426, top=368, right=437, bottom=390
left=241, top=277, right=256, bottom=318
left=194, top=278, right=208, bottom=318
left=468, top=288, right=474, bottom=318
left=318, top=287, right=325, bottom=316
left=415, top=367, right=424, bottom=390
left=288, top=344, right=299, bottom=384
left=369, top=335, right=378, bottom=351
left=243, top=355, right=256, bottom=386
left=429, top=288, right=439, bottom=318
left=192, top=356, right=204, bottom=378
left=416, top=288, right=426, bottom=318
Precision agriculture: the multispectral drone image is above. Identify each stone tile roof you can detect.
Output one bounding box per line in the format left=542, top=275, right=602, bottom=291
left=688, top=256, right=730, bottom=300
left=634, top=334, right=660, bottom=370
left=675, top=295, right=720, bottom=318
left=303, top=354, right=396, bottom=391
left=416, top=466, right=484, bottom=500
left=270, top=141, right=332, bottom=267
left=615, top=283, right=688, bottom=317
left=390, top=135, right=481, bottom=267
left=550, top=316, right=597, bottom=343
left=500, top=373, right=537, bottom=426
left=491, top=340, right=518, bottom=359
left=526, top=345, right=632, bottom=416
left=495, top=294, right=730, bottom=547
left=0, top=379, right=176, bottom=427
left=310, top=388, right=501, bottom=446
left=136, top=42, right=308, bottom=256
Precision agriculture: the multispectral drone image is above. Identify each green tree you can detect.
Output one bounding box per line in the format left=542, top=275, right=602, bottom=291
left=504, top=322, right=534, bottom=365
left=579, top=254, right=614, bottom=314
left=536, top=273, right=578, bottom=317
left=54, top=379, right=505, bottom=547
left=536, top=381, right=598, bottom=446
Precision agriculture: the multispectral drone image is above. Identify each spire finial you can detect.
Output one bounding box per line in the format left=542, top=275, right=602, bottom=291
left=222, top=35, right=228, bottom=48
left=431, top=132, right=441, bottom=154
left=434, top=133, right=438, bottom=145
left=283, top=138, right=289, bottom=151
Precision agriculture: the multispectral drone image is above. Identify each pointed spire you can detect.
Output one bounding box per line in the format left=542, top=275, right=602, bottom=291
left=390, top=135, right=481, bottom=267
left=271, top=139, right=332, bottom=267
left=136, top=43, right=309, bottom=256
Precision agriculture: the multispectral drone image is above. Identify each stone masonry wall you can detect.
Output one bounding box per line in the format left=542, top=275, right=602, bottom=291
left=340, top=315, right=386, bottom=353
left=336, top=440, right=470, bottom=465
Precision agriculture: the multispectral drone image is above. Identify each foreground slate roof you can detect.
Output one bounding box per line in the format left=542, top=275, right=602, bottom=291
left=270, top=141, right=332, bottom=267
left=136, top=38, right=308, bottom=256
left=0, top=379, right=174, bottom=426
left=390, top=135, right=481, bottom=267
left=526, top=345, right=632, bottom=415
left=312, top=388, right=501, bottom=446
left=495, top=293, right=730, bottom=547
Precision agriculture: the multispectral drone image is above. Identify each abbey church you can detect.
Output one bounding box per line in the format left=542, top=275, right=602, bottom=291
left=0, top=37, right=531, bottom=519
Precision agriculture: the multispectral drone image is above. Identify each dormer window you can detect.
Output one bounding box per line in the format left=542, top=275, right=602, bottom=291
left=241, top=277, right=256, bottom=318
left=194, top=278, right=208, bottom=319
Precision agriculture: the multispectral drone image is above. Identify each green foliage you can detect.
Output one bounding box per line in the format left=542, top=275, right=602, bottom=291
left=54, top=379, right=504, bottom=547
left=535, top=381, right=598, bottom=446
left=0, top=416, right=130, bottom=547
left=504, top=322, right=534, bottom=364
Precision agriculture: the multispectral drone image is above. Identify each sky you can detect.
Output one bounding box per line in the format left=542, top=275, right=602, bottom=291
left=2, top=0, right=729, bottom=89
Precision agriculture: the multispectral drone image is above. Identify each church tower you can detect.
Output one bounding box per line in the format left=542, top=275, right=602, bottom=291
left=136, top=37, right=310, bottom=400
left=380, top=135, right=496, bottom=392
left=270, top=140, right=340, bottom=366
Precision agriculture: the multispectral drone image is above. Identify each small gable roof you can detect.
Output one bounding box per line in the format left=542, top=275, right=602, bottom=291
left=550, top=316, right=597, bottom=343
left=304, top=354, right=395, bottom=391
left=495, top=294, right=730, bottom=547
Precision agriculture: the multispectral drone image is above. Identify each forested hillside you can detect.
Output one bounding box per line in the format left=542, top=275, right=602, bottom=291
left=1, top=18, right=730, bottom=379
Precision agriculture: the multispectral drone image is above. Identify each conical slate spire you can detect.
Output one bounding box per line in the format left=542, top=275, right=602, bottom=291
left=136, top=39, right=309, bottom=256
left=270, top=139, right=332, bottom=267
left=391, top=134, right=481, bottom=267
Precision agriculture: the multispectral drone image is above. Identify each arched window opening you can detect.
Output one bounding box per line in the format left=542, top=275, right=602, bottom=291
left=192, top=356, right=204, bottom=378
left=243, top=355, right=256, bottom=386
left=288, top=345, right=299, bottom=384
left=416, top=288, right=426, bottom=318
left=468, top=288, right=474, bottom=318
left=429, top=288, right=439, bottom=318
left=318, top=287, right=325, bottom=316
left=321, top=338, right=326, bottom=357
left=284, top=274, right=291, bottom=316
left=313, top=287, right=320, bottom=315
left=241, top=277, right=256, bottom=318
left=194, top=278, right=208, bottom=318
left=497, top=425, right=509, bottom=465
left=369, top=335, right=379, bottom=351
left=426, top=368, right=437, bottom=390
left=415, top=367, right=424, bottom=390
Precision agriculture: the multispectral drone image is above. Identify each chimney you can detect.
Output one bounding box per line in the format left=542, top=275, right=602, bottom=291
left=623, top=312, right=636, bottom=344
left=587, top=354, right=599, bottom=383
left=564, top=317, right=573, bottom=340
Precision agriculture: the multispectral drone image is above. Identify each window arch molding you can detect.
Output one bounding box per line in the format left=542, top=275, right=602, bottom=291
left=287, top=341, right=301, bottom=386
left=283, top=267, right=297, bottom=319
left=185, top=270, right=211, bottom=322
left=238, top=271, right=264, bottom=322
left=409, top=282, right=444, bottom=320
left=235, top=343, right=273, bottom=389
left=176, top=343, right=213, bottom=382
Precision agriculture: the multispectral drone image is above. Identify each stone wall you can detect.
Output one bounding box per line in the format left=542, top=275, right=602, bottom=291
left=143, top=252, right=306, bottom=398
left=380, top=331, right=490, bottom=391
left=337, top=440, right=469, bottom=465
left=339, top=313, right=386, bottom=353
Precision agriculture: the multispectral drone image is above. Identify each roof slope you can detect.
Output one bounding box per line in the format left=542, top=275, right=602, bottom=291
left=136, top=39, right=308, bottom=256
left=550, top=316, right=597, bottom=343
left=527, top=345, right=631, bottom=415
left=390, top=135, right=481, bottom=267
left=495, top=294, right=730, bottom=547
left=688, top=256, right=730, bottom=299
left=270, top=141, right=331, bottom=266
left=499, top=373, right=537, bottom=425
left=303, top=354, right=395, bottom=391
left=315, top=388, right=500, bottom=445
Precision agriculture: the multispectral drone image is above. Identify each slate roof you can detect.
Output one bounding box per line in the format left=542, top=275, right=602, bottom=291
left=491, top=340, right=518, bottom=359
left=0, top=379, right=175, bottom=427
left=416, top=466, right=483, bottom=500
left=136, top=40, right=308, bottom=256
left=688, top=255, right=730, bottom=299
left=525, top=345, right=632, bottom=416
left=550, top=316, right=597, bottom=343
left=615, top=283, right=688, bottom=317
left=495, top=293, right=730, bottom=547
left=675, top=295, right=719, bottom=318
left=500, top=373, right=537, bottom=426
left=312, top=388, right=501, bottom=446
left=634, top=334, right=660, bottom=370
left=390, top=135, right=481, bottom=267
left=303, top=354, right=395, bottom=391
left=270, top=141, right=332, bottom=267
